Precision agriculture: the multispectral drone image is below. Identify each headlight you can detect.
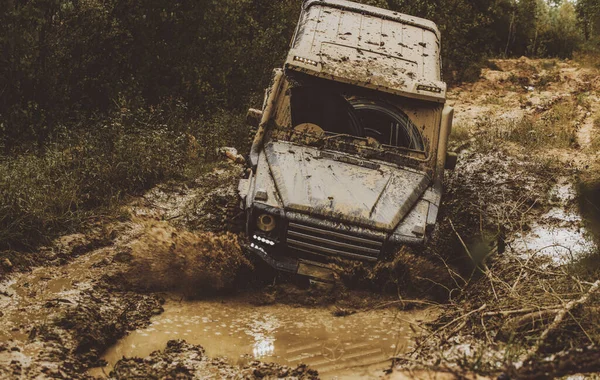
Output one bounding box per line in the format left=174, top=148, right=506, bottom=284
left=256, top=213, right=276, bottom=232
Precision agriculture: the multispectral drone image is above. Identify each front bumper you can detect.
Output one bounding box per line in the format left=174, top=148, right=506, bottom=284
left=246, top=241, right=336, bottom=282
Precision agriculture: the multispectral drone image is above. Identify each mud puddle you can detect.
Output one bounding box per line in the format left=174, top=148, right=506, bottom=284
left=510, top=180, right=597, bottom=265
left=89, top=298, right=434, bottom=379
left=0, top=247, right=107, bottom=343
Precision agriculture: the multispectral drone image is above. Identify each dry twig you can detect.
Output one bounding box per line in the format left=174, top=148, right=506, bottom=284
left=524, top=279, right=600, bottom=360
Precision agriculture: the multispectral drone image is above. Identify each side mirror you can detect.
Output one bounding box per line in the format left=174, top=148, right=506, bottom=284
left=445, top=152, right=458, bottom=170
left=246, top=108, right=263, bottom=129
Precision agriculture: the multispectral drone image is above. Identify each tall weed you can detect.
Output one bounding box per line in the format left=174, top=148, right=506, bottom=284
left=0, top=105, right=247, bottom=250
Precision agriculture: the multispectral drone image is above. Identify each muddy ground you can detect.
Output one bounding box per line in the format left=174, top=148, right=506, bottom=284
left=1, top=57, right=600, bottom=379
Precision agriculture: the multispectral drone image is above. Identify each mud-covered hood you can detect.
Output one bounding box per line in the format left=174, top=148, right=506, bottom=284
left=265, top=141, right=430, bottom=231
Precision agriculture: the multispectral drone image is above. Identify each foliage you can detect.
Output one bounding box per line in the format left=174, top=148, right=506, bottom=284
left=1, top=0, right=595, bottom=152
left=0, top=0, right=598, bottom=249
left=0, top=0, right=298, bottom=149
left=0, top=104, right=225, bottom=250
left=577, top=0, right=600, bottom=40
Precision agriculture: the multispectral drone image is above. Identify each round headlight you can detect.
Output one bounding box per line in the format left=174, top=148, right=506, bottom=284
left=256, top=213, right=276, bottom=232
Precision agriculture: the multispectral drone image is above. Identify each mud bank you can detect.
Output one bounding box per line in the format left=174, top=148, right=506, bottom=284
left=0, top=163, right=255, bottom=378
left=0, top=277, right=162, bottom=378
left=107, top=340, right=318, bottom=379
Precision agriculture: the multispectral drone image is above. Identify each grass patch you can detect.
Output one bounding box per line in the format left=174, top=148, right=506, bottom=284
left=587, top=116, right=600, bottom=151
left=536, top=70, right=560, bottom=90
left=449, top=123, right=471, bottom=145
left=574, top=50, right=600, bottom=70
left=484, top=60, right=502, bottom=71
left=471, top=100, right=578, bottom=152
left=505, top=101, right=577, bottom=149
left=0, top=105, right=248, bottom=251
left=482, top=95, right=503, bottom=105
left=541, top=59, right=557, bottom=70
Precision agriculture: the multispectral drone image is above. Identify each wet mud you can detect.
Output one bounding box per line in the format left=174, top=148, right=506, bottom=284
left=89, top=297, right=434, bottom=378
left=2, top=59, right=600, bottom=379
left=511, top=180, right=596, bottom=265
left=120, top=220, right=253, bottom=297
left=107, top=340, right=319, bottom=379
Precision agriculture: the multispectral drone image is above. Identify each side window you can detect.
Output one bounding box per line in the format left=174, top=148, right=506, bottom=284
left=349, top=101, right=424, bottom=151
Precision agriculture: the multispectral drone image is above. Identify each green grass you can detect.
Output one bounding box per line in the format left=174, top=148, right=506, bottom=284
left=0, top=106, right=248, bottom=251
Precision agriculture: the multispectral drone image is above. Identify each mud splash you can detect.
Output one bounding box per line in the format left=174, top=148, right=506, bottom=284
left=89, top=298, right=435, bottom=379
left=122, top=220, right=253, bottom=297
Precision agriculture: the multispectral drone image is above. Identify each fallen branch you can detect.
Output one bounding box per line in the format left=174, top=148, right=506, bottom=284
left=362, top=299, right=441, bottom=311
left=524, top=279, right=600, bottom=360
left=483, top=306, right=561, bottom=317
left=421, top=303, right=488, bottom=346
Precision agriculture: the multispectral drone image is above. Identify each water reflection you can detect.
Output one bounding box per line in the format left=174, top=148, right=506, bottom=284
left=512, top=182, right=597, bottom=265
left=253, top=339, right=275, bottom=358
left=248, top=314, right=279, bottom=358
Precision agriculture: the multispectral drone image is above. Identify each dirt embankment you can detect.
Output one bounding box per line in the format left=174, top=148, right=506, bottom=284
left=0, top=236, right=164, bottom=379
left=109, top=340, right=318, bottom=379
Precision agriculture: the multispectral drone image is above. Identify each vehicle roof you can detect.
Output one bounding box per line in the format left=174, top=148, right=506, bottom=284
left=304, top=0, right=441, bottom=39
left=285, top=0, right=446, bottom=103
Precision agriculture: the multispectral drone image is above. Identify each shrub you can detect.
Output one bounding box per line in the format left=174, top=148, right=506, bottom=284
left=0, top=103, right=242, bottom=250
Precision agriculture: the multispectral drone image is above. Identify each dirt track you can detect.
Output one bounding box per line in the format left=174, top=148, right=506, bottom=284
left=1, top=58, right=599, bottom=379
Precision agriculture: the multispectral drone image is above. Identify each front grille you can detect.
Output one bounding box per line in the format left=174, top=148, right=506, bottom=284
left=286, top=222, right=382, bottom=261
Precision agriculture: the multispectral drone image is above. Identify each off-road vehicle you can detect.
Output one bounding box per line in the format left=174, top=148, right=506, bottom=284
left=238, top=0, right=456, bottom=280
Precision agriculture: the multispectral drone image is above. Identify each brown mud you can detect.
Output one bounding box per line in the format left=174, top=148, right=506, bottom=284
left=387, top=57, right=600, bottom=378
left=90, top=297, right=434, bottom=378
left=1, top=58, right=600, bottom=379
left=108, top=340, right=319, bottom=379
left=0, top=163, right=256, bottom=379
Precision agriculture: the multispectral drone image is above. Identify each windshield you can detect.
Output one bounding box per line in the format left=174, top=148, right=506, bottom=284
left=270, top=73, right=441, bottom=165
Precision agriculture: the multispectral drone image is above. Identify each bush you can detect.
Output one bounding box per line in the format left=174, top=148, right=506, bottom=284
left=0, top=102, right=245, bottom=250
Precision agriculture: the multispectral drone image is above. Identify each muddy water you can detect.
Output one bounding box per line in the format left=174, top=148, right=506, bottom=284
left=90, top=298, right=434, bottom=379
left=511, top=181, right=597, bottom=264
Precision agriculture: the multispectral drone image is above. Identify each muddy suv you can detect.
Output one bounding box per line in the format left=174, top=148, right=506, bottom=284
left=238, top=0, right=455, bottom=280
